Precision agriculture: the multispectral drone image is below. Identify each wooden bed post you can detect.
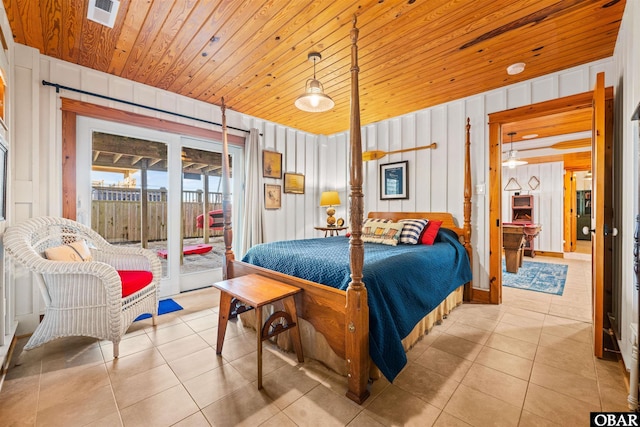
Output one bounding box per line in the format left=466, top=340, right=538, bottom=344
left=220, top=98, right=235, bottom=279
left=463, top=117, right=473, bottom=301
left=345, top=15, right=370, bottom=404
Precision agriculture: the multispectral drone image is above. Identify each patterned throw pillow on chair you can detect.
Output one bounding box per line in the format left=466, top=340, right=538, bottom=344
left=398, top=219, right=429, bottom=244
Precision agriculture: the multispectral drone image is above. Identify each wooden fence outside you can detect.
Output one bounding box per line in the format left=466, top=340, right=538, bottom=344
left=91, top=187, right=224, bottom=243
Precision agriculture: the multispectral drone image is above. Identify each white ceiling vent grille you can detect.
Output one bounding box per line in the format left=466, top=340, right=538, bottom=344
left=87, top=0, right=120, bottom=28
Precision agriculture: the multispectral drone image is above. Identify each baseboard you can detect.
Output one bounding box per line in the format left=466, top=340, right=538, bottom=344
left=0, top=323, right=18, bottom=392
left=533, top=251, right=564, bottom=258
left=471, top=288, right=491, bottom=303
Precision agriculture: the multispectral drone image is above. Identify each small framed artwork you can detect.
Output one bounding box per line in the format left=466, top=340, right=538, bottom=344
left=264, top=184, right=281, bottom=209
left=380, top=161, right=408, bottom=200
left=262, top=150, right=282, bottom=178
left=284, top=173, right=305, bottom=194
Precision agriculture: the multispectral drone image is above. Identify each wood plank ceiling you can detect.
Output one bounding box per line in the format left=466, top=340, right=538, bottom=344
left=2, top=0, right=625, bottom=136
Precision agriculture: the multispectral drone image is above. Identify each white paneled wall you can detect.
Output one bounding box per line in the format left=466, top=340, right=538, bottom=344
left=324, top=59, right=614, bottom=291
left=245, top=119, right=321, bottom=245
left=502, top=163, right=564, bottom=253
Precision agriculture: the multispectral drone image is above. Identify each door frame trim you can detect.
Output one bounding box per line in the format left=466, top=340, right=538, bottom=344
left=486, top=88, right=613, bottom=304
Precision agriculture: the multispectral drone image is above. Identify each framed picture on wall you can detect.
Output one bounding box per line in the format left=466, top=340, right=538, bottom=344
left=264, top=184, right=281, bottom=209
left=262, top=150, right=282, bottom=179
left=380, top=161, right=408, bottom=200
left=284, top=173, right=305, bottom=194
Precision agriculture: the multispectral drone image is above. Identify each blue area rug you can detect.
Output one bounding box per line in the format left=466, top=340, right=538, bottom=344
left=135, top=298, right=183, bottom=321
left=502, top=260, right=568, bottom=295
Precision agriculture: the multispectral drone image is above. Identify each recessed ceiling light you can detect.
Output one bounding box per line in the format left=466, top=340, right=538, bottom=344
left=522, top=133, right=538, bottom=139
left=507, top=62, right=526, bottom=75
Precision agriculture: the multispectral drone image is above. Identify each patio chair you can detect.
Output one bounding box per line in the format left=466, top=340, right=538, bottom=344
left=4, top=216, right=160, bottom=358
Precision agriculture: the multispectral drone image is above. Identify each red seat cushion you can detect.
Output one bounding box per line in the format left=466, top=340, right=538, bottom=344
left=118, top=270, right=153, bottom=297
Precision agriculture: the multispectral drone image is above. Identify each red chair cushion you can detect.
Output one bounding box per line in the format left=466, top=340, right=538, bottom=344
left=118, top=270, right=153, bottom=297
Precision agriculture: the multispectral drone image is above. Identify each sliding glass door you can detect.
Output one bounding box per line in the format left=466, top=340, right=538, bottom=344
left=77, top=118, right=243, bottom=297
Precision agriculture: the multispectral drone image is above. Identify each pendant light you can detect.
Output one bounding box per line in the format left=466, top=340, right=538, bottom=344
left=502, top=132, right=528, bottom=168
left=294, top=52, right=334, bottom=113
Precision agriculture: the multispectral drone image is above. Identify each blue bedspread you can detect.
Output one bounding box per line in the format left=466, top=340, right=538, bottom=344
left=241, top=228, right=472, bottom=381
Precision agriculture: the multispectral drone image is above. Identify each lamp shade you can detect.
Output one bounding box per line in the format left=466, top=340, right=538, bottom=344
left=295, top=79, right=335, bottom=112
left=502, top=131, right=528, bottom=168
left=502, top=151, right=528, bottom=169
left=319, top=191, right=340, bottom=207
left=295, top=52, right=334, bottom=113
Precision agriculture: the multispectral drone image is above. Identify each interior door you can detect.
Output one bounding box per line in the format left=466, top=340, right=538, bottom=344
left=591, top=72, right=615, bottom=358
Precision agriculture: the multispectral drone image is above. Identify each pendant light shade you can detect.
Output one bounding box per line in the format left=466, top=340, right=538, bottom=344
left=295, top=52, right=334, bottom=113
left=502, top=132, right=528, bottom=168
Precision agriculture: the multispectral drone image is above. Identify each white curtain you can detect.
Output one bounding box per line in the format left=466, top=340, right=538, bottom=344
left=240, top=128, right=264, bottom=256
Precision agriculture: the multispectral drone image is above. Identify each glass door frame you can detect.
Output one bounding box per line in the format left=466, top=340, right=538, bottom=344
left=178, top=136, right=243, bottom=292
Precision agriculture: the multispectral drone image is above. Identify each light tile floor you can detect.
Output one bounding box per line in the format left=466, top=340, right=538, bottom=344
left=0, top=256, right=629, bottom=426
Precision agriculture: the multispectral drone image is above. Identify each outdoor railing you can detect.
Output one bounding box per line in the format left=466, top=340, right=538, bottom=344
left=91, top=187, right=224, bottom=243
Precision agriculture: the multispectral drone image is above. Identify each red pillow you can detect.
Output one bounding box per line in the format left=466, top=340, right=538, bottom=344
left=421, top=220, right=442, bottom=245
left=118, top=270, right=153, bottom=297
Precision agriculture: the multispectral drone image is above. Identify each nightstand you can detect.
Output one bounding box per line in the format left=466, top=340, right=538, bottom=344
left=314, top=226, right=347, bottom=237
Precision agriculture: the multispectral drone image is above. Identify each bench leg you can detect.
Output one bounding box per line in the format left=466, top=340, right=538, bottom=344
left=256, top=305, right=263, bottom=389
left=283, top=296, right=304, bottom=363
left=216, top=291, right=233, bottom=355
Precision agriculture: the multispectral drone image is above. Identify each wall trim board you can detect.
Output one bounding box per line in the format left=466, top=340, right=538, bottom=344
left=535, top=251, right=565, bottom=258
left=471, top=288, right=490, bottom=303
left=60, top=98, right=245, bottom=146
left=488, top=88, right=613, bottom=124
left=61, top=110, right=76, bottom=219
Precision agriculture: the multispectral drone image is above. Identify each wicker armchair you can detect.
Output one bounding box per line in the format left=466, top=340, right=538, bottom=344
left=4, top=216, right=160, bottom=358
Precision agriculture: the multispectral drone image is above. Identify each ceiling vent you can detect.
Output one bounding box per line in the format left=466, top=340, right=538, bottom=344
left=87, top=0, right=120, bottom=28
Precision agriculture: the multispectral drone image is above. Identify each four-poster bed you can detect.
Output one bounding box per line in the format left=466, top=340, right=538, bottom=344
left=218, top=18, right=473, bottom=404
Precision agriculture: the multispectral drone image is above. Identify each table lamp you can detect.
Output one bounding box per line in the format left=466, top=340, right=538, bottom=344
left=320, top=191, right=341, bottom=226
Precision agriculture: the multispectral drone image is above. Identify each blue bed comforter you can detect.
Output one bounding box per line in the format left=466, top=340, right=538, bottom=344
left=241, top=228, right=472, bottom=381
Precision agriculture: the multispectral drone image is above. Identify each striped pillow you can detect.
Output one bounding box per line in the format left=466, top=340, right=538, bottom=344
left=398, top=219, right=429, bottom=244
left=366, top=218, right=392, bottom=224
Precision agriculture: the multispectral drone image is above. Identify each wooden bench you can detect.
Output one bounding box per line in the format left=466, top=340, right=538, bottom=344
left=213, top=273, right=304, bottom=389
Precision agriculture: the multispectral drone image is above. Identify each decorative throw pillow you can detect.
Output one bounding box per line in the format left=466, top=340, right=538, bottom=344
left=421, top=220, right=443, bottom=245
left=346, top=218, right=392, bottom=238
left=44, top=240, right=93, bottom=262
left=362, top=222, right=404, bottom=246
left=362, top=218, right=392, bottom=234
left=366, top=218, right=392, bottom=223
left=398, top=219, right=429, bottom=244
